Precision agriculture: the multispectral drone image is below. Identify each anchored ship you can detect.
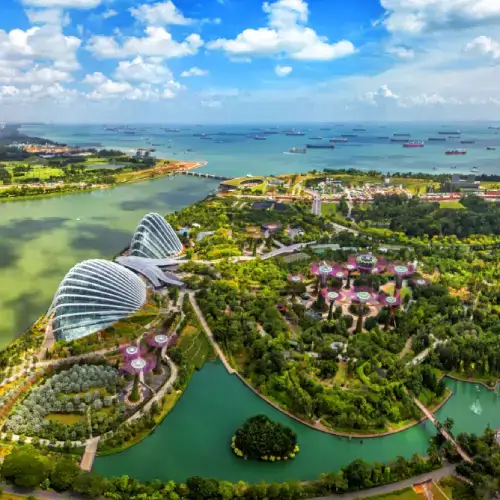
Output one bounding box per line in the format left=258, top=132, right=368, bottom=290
left=254, top=136, right=267, bottom=140
left=341, top=134, right=358, bottom=138
left=428, top=137, right=447, bottom=141
left=439, top=130, right=460, bottom=135
left=403, top=141, right=424, bottom=148
left=330, top=138, right=348, bottom=143
left=445, top=149, right=467, bottom=155
left=285, top=131, right=305, bottom=136
left=393, top=133, right=410, bottom=137
left=353, top=128, right=367, bottom=132
left=390, top=138, right=408, bottom=143
left=461, top=140, right=475, bottom=144
left=306, top=144, right=335, bottom=149
left=289, top=147, right=307, bottom=154
left=308, top=136, right=324, bottom=140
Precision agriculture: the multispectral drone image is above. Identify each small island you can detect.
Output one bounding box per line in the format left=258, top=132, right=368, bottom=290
left=231, top=415, right=299, bottom=461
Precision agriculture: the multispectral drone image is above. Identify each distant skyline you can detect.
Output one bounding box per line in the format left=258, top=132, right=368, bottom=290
left=1, top=0, right=500, bottom=123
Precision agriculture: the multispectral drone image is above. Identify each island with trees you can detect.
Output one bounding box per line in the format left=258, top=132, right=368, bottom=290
left=1, top=168, right=500, bottom=499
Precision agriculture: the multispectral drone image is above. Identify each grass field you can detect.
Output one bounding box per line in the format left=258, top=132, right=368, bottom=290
left=363, top=487, right=422, bottom=499
left=177, top=323, right=214, bottom=369
left=439, top=201, right=465, bottom=209
left=44, top=413, right=86, bottom=425
left=321, top=202, right=338, bottom=216
left=5, top=164, right=65, bottom=182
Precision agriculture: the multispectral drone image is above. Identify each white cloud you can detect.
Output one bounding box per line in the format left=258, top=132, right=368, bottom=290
left=361, top=84, right=400, bottom=106
left=387, top=45, right=415, bottom=59
left=275, top=64, right=292, bottom=76
left=201, top=99, right=222, bottom=108
left=207, top=0, right=356, bottom=61
left=0, top=82, right=77, bottom=102
left=381, top=0, right=500, bottom=34
left=464, top=36, right=500, bottom=60
left=0, top=25, right=81, bottom=71
left=130, top=1, right=193, bottom=26
left=114, top=56, right=173, bottom=83
left=25, top=9, right=70, bottom=26
left=102, top=9, right=118, bottom=19
left=87, top=28, right=203, bottom=59
left=21, top=0, right=101, bottom=9
left=180, top=66, right=208, bottom=77
left=0, top=65, right=72, bottom=85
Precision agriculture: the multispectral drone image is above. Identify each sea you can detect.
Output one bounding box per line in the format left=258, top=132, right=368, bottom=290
left=18, top=122, right=500, bottom=177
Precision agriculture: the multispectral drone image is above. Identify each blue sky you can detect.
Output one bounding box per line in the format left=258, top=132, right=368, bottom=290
left=1, top=0, right=500, bottom=122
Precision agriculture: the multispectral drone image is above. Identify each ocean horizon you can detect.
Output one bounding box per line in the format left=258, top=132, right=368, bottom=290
left=18, top=122, right=500, bottom=178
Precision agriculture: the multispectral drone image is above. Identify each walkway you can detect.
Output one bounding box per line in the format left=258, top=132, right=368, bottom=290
left=313, top=464, right=456, bottom=499
left=80, top=436, right=100, bottom=471
left=188, top=292, right=235, bottom=374
left=410, top=395, right=472, bottom=462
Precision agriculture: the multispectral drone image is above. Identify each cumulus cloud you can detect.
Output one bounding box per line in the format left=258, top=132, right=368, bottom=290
left=275, top=64, right=292, bottom=76
left=207, top=0, right=356, bottom=61
left=180, top=66, right=208, bottom=77
left=361, top=84, right=400, bottom=106
left=25, top=9, right=70, bottom=26
left=102, top=9, right=117, bottom=19
left=21, top=0, right=101, bottom=9
left=381, top=0, right=500, bottom=34
left=114, top=56, right=173, bottom=83
left=0, top=65, right=72, bottom=85
left=387, top=45, right=415, bottom=59
left=0, top=25, right=81, bottom=70
left=464, top=36, right=500, bottom=60
left=0, top=82, right=77, bottom=102
left=130, top=1, right=193, bottom=26
left=87, top=28, right=203, bottom=59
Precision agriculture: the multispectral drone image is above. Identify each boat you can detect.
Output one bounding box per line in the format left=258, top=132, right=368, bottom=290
left=353, top=128, right=367, bottom=132
left=433, top=166, right=438, bottom=170
left=428, top=137, right=447, bottom=141
left=124, top=131, right=135, bottom=135
left=320, top=128, right=331, bottom=131
left=285, top=131, right=305, bottom=136
left=306, top=144, right=335, bottom=149
left=341, top=134, right=358, bottom=138
left=471, top=167, right=479, bottom=172
left=200, top=136, right=213, bottom=140
left=445, top=149, right=467, bottom=155
left=461, top=140, right=475, bottom=144
left=393, top=133, right=410, bottom=137
left=151, top=143, right=163, bottom=146
left=488, top=126, right=500, bottom=130
left=377, top=136, right=389, bottom=139
left=262, top=131, right=280, bottom=134
left=390, top=138, right=407, bottom=143
left=448, top=136, right=461, bottom=139
left=254, top=136, right=267, bottom=140
left=186, top=148, right=193, bottom=152
left=163, top=128, right=180, bottom=132
left=439, top=131, right=460, bottom=135
left=214, top=140, right=223, bottom=143
left=104, top=127, right=118, bottom=131
left=289, top=147, right=307, bottom=154
left=330, top=138, right=348, bottom=143
left=193, top=133, right=205, bottom=137
left=403, top=141, right=424, bottom=148
left=487, top=146, right=496, bottom=150
left=308, top=136, right=324, bottom=140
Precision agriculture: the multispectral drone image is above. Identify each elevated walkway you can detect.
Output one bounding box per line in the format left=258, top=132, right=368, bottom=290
left=80, top=437, right=100, bottom=471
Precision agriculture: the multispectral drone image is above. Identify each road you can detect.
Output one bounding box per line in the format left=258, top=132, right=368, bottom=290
left=313, top=464, right=456, bottom=499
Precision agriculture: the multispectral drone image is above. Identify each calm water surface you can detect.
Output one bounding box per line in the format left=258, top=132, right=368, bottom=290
left=0, top=176, right=218, bottom=348
left=94, top=364, right=500, bottom=483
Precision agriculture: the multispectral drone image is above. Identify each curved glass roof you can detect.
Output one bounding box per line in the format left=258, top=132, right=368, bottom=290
left=48, top=259, right=147, bottom=342
left=130, top=213, right=182, bottom=259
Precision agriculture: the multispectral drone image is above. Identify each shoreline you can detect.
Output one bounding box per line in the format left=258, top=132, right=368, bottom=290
left=0, top=160, right=207, bottom=203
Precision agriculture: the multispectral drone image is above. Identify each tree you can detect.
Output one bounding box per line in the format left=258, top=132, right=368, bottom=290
left=1, top=447, right=49, bottom=489
left=50, top=458, right=80, bottom=492
left=73, top=472, right=106, bottom=497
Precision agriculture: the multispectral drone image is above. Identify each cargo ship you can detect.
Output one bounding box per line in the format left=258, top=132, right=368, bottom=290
left=390, top=138, right=407, bottom=143
left=403, top=141, right=424, bottom=148
left=285, top=131, right=305, bottom=136
left=445, top=149, right=467, bottom=155
left=320, top=128, right=331, bottom=131
left=262, top=131, right=280, bottom=134
left=448, top=136, right=461, bottom=138
left=461, top=140, right=475, bottom=144
left=193, top=133, right=206, bottom=137
left=341, top=134, right=358, bottom=138
left=254, top=136, right=267, bottom=140
left=393, top=133, right=410, bottom=137
left=200, top=136, right=213, bottom=140
left=330, top=138, right=348, bottom=143
left=163, top=128, right=179, bottom=132
left=487, top=146, right=496, bottom=150
left=353, top=128, right=367, bottom=132
left=289, top=147, right=307, bottom=154
left=488, top=126, right=500, bottom=130
left=439, top=131, right=460, bottom=135
left=306, top=144, right=335, bottom=149
left=308, top=136, right=323, bottom=140
left=377, top=136, right=389, bottom=139
left=124, top=130, right=135, bottom=135
left=428, top=137, right=446, bottom=142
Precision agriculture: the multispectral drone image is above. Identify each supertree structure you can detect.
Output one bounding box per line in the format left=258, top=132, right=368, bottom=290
left=146, top=333, right=169, bottom=374
left=378, top=292, right=402, bottom=329
left=347, top=253, right=387, bottom=281
left=262, top=222, right=282, bottom=233
left=321, top=288, right=345, bottom=321
left=412, top=278, right=430, bottom=287
left=347, top=286, right=379, bottom=333
left=122, top=354, right=156, bottom=403
left=310, top=261, right=336, bottom=290
left=287, top=273, right=305, bottom=284
left=387, top=262, right=416, bottom=290
left=120, top=343, right=146, bottom=360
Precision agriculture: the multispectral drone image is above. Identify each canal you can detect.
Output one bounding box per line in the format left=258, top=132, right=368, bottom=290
left=0, top=176, right=219, bottom=349
left=94, top=363, right=500, bottom=484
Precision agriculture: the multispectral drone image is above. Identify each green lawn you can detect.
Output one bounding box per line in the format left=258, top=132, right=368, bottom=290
left=6, top=164, right=66, bottom=182
left=439, top=201, right=465, bottom=209
left=362, top=487, right=422, bottom=499
left=321, top=202, right=338, bottom=216
left=44, top=413, right=86, bottom=425
left=177, top=323, right=215, bottom=369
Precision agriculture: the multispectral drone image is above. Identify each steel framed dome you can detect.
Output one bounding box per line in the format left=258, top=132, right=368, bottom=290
left=129, top=213, right=182, bottom=259
left=48, top=259, right=147, bottom=342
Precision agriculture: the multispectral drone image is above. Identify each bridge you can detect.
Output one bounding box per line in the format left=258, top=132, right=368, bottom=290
left=410, top=394, right=472, bottom=462
left=80, top=436, right=100, bottom=471
left=260, top=241, right=317, bottom=260
left=178, top=171, right=233, bottom=181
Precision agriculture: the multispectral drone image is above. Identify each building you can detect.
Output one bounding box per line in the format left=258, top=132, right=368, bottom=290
left=48, top=259, right=147, bottom=342
left=443, top=174, right=481, bottom=192
left=130, top=213, right=182, bottom=259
